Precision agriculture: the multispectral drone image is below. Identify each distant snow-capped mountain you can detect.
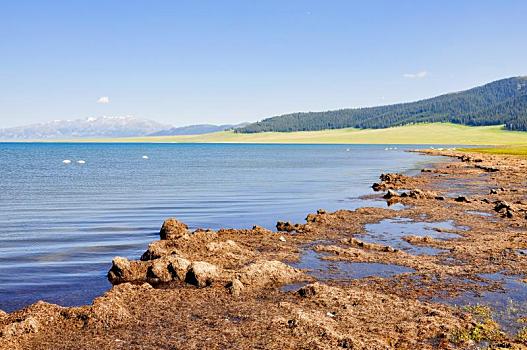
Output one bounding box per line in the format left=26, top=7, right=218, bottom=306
left=0, top=116, right=171, bottom=139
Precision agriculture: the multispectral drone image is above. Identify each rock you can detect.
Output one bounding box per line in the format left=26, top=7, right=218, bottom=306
left=0, top=309, right=6, bottom=319
left=383, top=189, right=400, bottom=199
left=435, top=196, right=445, bottom=201
left=306, top=213, right=318, bottom=222
left=159, top=218, right=188, bottom=240
left=107, top=257, right=149, bottom=285
left=236, top=260, right=305, bottom=288
left=147, top=258, right=173, bottom=284
left=226, top=279, right=244, bottom=296
left=168, top=256, right=192, bottom=280
left=141, top=240, right=179, bottom=261
left=297, top=282, right=328, bottom=298
left=279, top=236, right=287, bottom=242
left=146, top=255, right=190, bottom=284
left=371, top=182, right=384, bottom=191
left=494, top=200, right=512, bottom=212
left=490, top=189, right=499, bottom=195
left=276, top=221, right=299, bottom=232
left=185, top=261, right=220, bottom=287
left=316, top=209, right=326, bottom=215
left=421, top=168, right=433, bottom=173
left=455, top=196, right=470, bottom=203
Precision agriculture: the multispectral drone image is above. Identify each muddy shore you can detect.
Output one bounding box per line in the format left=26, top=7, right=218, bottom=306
left=2, top=149, right=527, bottom=350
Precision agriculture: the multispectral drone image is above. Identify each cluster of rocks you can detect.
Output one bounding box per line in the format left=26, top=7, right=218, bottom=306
left=372, top=173, right=412, bottom=191
left=108, top=218, right=307, bottom=294
left=493, top=200, right=527, bottom=219
left=383, top=188, right=442, bottom=201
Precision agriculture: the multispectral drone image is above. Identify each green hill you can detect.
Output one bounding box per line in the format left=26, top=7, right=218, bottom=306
left=236, top=76, right=527, bottom=133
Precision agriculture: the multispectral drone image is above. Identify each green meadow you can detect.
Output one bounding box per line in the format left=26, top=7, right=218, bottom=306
left=70, top=123, right=527, bottom=146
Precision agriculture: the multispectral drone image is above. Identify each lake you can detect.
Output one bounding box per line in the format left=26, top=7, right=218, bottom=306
left=0, top=143, right=438, bottom=312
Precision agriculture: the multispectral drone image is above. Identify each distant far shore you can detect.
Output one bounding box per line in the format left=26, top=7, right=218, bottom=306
left=2, top=123, right=527, bottom=146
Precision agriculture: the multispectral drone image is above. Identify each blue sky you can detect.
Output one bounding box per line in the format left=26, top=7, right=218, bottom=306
left=1, top=0, right=526, bottom=128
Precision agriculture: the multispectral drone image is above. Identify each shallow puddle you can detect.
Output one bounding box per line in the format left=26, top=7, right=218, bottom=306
left=466, top=210, right=493, bottom=218
left=290, top=249, right=414, bottom=281
left=360, top=218, right=464, bottom=255
left=434, top=273, right=527, bottom=335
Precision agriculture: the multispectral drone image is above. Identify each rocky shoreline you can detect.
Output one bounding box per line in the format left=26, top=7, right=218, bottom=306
left=2, top=149, right=527, bottom=349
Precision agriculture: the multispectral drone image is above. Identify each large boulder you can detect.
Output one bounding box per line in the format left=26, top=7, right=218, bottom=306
left=146, top=255, right=190, bottom=284
left=141, top=240, right=179, bottom=261
left=159, top=218, right=188, bottom=240
left=185, top=261, right=221, bottom=288
left=107, top=257, right=148, bottom=285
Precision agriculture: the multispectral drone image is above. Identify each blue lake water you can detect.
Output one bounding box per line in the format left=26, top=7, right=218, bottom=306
left=0, top=143, right=438, bottom=312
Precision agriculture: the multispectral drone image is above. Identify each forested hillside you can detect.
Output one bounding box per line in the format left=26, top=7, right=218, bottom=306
left=236, top=77, right=527, bottom=133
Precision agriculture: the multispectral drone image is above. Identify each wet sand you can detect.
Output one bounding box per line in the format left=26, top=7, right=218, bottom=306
left=2, top=149, right=527, bottom=349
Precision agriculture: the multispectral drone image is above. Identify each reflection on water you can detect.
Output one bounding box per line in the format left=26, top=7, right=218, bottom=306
left=0, top=143, right=438, bottom=311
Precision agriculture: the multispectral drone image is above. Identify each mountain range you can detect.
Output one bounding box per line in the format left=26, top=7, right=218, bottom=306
left=0, top=117, right=247, bottom=140
left=236, top=76, right=527, bottom=133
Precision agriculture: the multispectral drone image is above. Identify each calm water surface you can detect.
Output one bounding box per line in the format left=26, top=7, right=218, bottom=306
left=0, top=143, right=438, bottom=311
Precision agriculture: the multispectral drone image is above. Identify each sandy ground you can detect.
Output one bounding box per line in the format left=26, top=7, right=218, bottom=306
left=2, top=149, right=527, bottom=349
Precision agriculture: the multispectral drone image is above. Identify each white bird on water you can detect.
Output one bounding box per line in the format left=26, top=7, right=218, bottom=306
left=77, top=160, right=86, bottom=164
left=62, top=160, right=71, bottom=164
left=142, top=155, right=149, bottom=159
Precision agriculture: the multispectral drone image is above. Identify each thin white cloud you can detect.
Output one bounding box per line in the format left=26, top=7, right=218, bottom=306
left=97, top=96, right=110, bottom=104
left=403, top=71, right=428, bottom=79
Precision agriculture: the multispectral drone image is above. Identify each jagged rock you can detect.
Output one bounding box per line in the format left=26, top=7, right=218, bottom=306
left=276, top=221, right=300, bottom=232
left=380, top=173, right=402, bottom=182
left=185, top=261, right=220, bottom=287
left=107, top=257, right=148, bottom=285
left=0, top=309, right=6, bottom=319
left=147, top=256, right=190, bottom=284
left=306, top=213, right=318, bottom=222
left=371, top=182, right=384, bottom=191
left=297, top=282, right=327, bottom=298
left=494, top=200, right=512, bottom=212
left=141, top=240, right=179, bottom=261
left=490, top=189, right=499, bottom=194
left=236, top=260, right=305, bottom=288
left=383, top=189, right=400, bottom=199
left=316, top=209, right=326, bottom=215
left=159, top=218, right=188, bottom=240
left=226, top=279, right=244, bottom=296
left=455, top=196, right=470, bottom=203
